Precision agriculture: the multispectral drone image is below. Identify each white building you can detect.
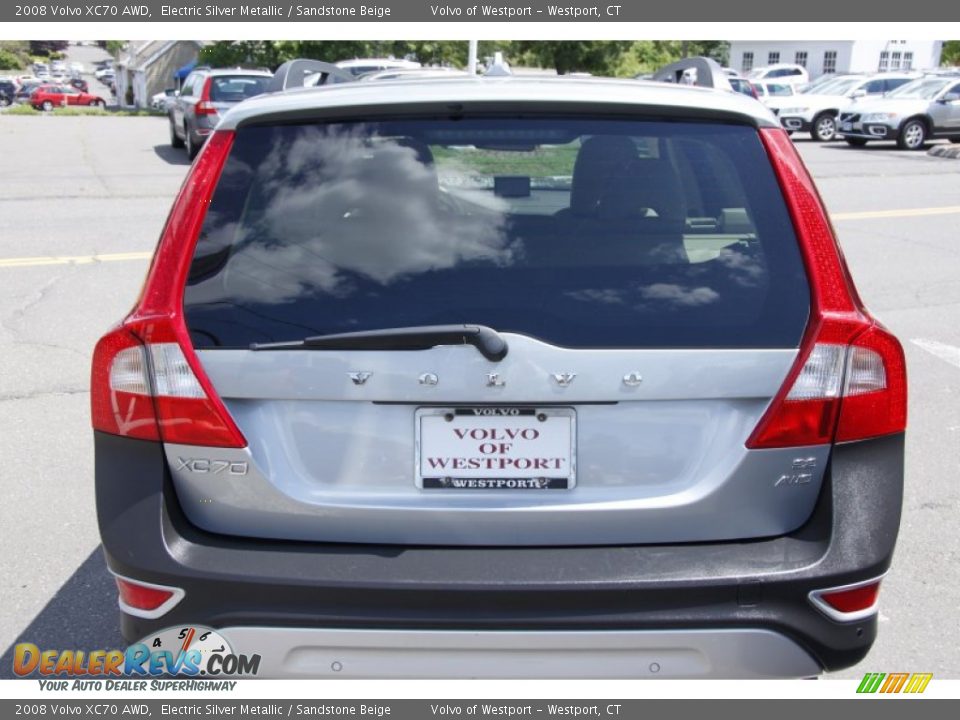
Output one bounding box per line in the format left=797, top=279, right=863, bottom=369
left=728, top=40, right=943, bottom=79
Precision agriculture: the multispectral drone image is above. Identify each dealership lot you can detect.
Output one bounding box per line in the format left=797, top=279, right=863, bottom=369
left=0, top=115, right=958, bottom=678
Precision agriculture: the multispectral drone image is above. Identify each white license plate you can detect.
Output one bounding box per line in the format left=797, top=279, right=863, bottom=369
left=415, top=407, right=576, bottom=490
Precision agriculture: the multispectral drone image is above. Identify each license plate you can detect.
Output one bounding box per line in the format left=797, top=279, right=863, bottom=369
left=415, top=407, right=576, bottom=490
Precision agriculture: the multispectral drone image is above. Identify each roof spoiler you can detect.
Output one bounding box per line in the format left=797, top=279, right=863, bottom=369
left=267, top=59, right=357, bottom=92
left=652, top=57, right=732, bottom=91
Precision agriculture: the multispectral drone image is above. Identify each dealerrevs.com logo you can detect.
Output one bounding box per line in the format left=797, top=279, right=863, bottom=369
left=13, top=626, right=260, bottom=680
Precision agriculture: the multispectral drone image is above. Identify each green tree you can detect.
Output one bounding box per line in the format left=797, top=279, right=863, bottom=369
left=942, top=41, right=960, bottom=66
left=509, top=41, right=633, bottom=75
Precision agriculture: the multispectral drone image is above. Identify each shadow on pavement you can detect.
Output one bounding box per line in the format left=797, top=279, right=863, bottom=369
left=153, top=144, right=192, bottom=166
left=0, top=546, right=123, bottom=679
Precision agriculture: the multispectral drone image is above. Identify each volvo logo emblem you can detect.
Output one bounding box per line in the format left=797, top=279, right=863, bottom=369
left=419, top=372, right=439, bottom=386
left=348, top=371, right=372, bottom=386
left=623, top=372, right=643, bottom=387
left=486, top=373, right=506, bottom=387
left=551, top=373, right=576, bottom=387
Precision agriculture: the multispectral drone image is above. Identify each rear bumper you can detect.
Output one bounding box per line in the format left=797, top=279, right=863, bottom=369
left=95, top=431, right=905, bottom=677
left=221, top=627, right=819, bottom=679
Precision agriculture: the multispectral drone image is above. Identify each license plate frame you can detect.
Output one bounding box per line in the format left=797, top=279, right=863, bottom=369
left=415, top=407, right=577, bottom=490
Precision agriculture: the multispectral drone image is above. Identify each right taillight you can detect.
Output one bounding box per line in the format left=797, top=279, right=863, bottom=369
left=749, top=129, right=907, bottom=449
left=91, top=130, right=244, bottom=448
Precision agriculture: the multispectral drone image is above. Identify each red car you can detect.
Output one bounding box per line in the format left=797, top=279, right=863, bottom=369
left=30, top=84, right=106, bottom=111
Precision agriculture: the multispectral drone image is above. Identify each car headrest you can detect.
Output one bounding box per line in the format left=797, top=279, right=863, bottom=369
left=569, top=136, right=638, bottom=216
left=598, top=158, right=687, bottom=227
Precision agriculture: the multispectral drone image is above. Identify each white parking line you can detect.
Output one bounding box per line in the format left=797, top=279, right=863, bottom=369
left=911, top=339, right=960, bottom=370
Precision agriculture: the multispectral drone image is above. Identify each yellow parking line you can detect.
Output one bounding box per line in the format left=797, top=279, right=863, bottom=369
left=0, top=251, right=152, bottom=269
left=833, top=206, right=960, bottom=221
left=0, top=204, right=959, bottom=269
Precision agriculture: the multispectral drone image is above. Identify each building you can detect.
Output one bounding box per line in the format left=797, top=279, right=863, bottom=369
left=114, top=41, right=204, bottom=108
left=728, top=41, right=943, bottom=79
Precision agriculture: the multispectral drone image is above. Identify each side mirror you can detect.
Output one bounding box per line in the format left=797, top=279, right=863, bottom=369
left=940, top=92, right=960, bottom=104
left=849, top=89, right=866, bottom=99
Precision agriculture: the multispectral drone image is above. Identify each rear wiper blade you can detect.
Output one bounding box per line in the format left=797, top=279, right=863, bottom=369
left=251, top=324, right=509, bottom=362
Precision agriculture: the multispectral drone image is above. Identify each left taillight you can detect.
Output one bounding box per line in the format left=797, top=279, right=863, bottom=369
left=91, top=130, right=244, bottom=449
left=194, top=77, right=217, bottom=116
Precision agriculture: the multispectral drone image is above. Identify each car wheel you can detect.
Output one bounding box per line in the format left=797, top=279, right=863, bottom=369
left=811, top=113, right=837, bottom=142
left=41, top=100, right=54, bottom=112
left=92, top=99, right=105, bottom=109
left=845, top=137, right=868, bottom=147
left=897, top=119, right=927, bottom=150
left=185, top=126, right=199, bottom=159
left=170, top=119, right=184, bottom=149
left=0, top=96, right=10, bottom=108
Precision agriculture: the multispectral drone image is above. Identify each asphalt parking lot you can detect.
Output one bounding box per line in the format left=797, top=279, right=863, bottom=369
left=0, top=115, right=958, bottom=679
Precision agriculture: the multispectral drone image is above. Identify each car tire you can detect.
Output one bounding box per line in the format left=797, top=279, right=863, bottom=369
left=0, top=96, right=10, bottom=108
left=170, top=120, right=184, bottom=149
left=92, top=99, right=105, bottom=109
left=41, top=100, right=53, bottom=112
left=811, top=113, right=837, bottom=142
left=185, top=126, right=199, bottom=160
left=897, top=119, right=927, bottom=151
left=844, top=138, right=868, bottom=147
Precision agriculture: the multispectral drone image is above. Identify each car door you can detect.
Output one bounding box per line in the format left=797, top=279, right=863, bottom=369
left=172, top=73, right=196, bottom=130
left=61, top=86, right=81, bottom=106
left=930, top=81, right=960, bottom=132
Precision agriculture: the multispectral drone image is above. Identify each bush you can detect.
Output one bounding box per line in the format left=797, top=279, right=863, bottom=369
left=0, top=48, right=27, bottom=70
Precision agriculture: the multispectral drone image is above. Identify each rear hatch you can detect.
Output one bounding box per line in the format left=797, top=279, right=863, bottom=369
left=170, top=112, right=823, bottom=546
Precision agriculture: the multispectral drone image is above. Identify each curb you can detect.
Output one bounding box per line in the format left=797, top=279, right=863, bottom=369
left=928, top=144, right=960, bottom=159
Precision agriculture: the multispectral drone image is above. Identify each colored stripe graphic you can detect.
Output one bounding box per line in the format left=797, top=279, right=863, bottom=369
left=903, top=674, right=933, bottom=694
left=880, top=673, right=909, bottom=693
left=858, top=672, right=932, bottom=694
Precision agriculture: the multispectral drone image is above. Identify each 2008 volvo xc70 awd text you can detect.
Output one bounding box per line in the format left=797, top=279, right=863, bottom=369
left=92, top=66, right=907, bottom=678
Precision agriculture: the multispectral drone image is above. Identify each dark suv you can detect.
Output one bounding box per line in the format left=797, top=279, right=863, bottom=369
left=168, top=67, right=272, bottom=159
left=94, top=63, right=907, bottom=678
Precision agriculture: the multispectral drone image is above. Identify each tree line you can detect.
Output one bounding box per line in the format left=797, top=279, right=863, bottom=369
left=196, top=40, right=732, bottom=77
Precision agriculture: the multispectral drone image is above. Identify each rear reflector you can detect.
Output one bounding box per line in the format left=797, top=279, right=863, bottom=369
left=91, top=131, right=245, bottom=448
left=114, top=575, right=184, bottom=619
left=809, top=577, right=883, bottom=622
left=749, top=130, right=907, bottom=449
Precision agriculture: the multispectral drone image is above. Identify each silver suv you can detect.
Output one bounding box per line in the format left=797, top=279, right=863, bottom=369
left=93, top=61, right=907, bottom=678
left=838, top=73, right=960, bottom=149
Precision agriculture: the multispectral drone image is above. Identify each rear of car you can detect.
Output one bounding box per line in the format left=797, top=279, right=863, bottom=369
left=169, top=69, right=272, bottom=158
left=94, top=77, right=906, bottom=678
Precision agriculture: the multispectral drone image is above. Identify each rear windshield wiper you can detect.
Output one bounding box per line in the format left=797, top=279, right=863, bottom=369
left=251, top=324, right=509, bottom=362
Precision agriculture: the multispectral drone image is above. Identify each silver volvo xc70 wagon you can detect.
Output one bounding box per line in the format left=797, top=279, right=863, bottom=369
left=92, top=61, right=907, bottom=678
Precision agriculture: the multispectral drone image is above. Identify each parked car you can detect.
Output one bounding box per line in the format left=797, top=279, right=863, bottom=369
left=747, top=63, right=811, bottom=86
left=728, top=76, right=758, bottom=99
left=751, top=80, right=797, bottom=104
left=778, top=73, right=919, bottom=141
left=838, top=73, right=960, bottom=149
left=151, top=88, right=177, bottom=111
left=0, top=79, right=15, bottom=107
left=95, top=60, right=907, bottom=679
left=68, top=78, right=90, bottom=93
left=30, top=84, right=107, bottom=110
left=168, top=67, right=273, bottom=158
left=95, top=67, right=114, bottom=80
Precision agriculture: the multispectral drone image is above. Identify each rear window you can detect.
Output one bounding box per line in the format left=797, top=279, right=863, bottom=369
left=184, top=117, right=809, bottom=349
left=208, top=75, right=270, bottom=102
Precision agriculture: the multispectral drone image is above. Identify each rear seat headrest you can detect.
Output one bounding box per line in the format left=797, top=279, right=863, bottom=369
left=597, top=158, right=687, bottom=225
left=569, top=136, right=638, bottom=216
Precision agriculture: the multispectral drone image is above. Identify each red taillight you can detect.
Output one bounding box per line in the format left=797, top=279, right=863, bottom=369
left=194, top=77, right=217, bottom=116
left=809, top=577, right=883, bottom=621
left=114, top=575, right=184, bottom=618
left=91, top=131, right=244, bottom=448
left=747, top=130, right=907, bottom=449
